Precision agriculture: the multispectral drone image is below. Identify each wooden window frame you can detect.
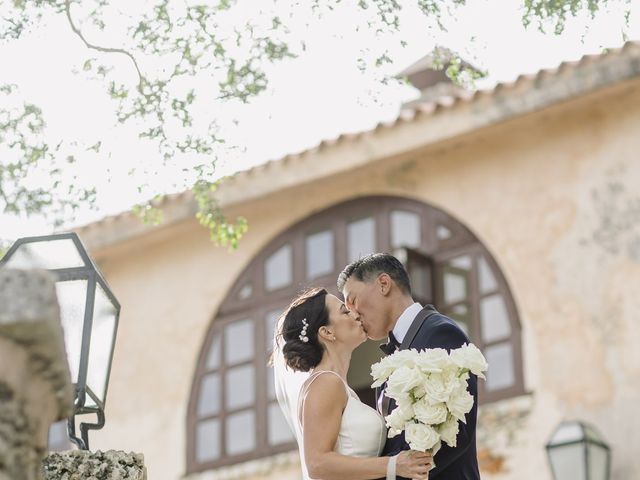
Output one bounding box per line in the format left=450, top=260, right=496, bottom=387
left=432, top=244, right=525, bottom=404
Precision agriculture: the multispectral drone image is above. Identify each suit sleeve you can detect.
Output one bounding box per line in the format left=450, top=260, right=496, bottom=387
left=412, top=320, right=478, bottom=476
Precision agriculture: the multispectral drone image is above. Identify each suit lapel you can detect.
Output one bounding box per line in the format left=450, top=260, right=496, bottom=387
left=400, top=304, right=437, bottom=350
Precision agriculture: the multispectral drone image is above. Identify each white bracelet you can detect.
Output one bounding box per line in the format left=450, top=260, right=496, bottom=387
left=386, top=454, right=398, bottom=480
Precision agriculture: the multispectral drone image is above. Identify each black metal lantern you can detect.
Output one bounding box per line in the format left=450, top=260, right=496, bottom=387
left=0, top=232, right=120, bottom=450
left=546, top=420, right=611, bottom=480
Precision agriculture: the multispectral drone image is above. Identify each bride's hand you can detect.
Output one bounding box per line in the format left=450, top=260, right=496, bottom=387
left=395, top=450, right=433, bottom=479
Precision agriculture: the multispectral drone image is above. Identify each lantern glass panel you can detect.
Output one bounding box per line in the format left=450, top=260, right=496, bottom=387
left=551, top=422, right=584, bottom=444
left=584, top=424, right=605, bottom=443
left=86, top=282, right=117, bottom=407
left=47, top=420, right=71, bottom=452
left=55, top=279, right=88, bottom=384
left=587, top=443, right=608, bottom=480
left=549, top=443, right=586, bottom=480
left=4, top=238, right=85, bottom=270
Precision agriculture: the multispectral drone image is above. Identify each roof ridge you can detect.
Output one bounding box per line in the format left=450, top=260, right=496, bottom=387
left=75, top=40, right=640, bottom=235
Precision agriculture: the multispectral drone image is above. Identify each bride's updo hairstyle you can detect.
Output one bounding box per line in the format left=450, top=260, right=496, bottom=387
left=280, top=287, right=329, bottom=372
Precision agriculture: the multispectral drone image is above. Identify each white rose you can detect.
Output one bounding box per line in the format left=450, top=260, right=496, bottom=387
left=424, top=372, right=456, bottom=404
left=372, top=349, right=420, bottom=387
left=438, top=414, right=460, bottom=447
left=449, top=343, right=488, bottom=379
left=418, top=348, right=450, bottom=370
left=385, top=402, right=414, bottom=438
left=371, top=357, right=396, bottom=387
left=414, top=349, right=445, bottom=374
left=387, top=349, right=420, bottom=369
left=413, top=399, right=448, bottom=425
left=386, top=366, right=425, bottom=402
left=439, top=370, right=459, bottom=390
left=446, top=386, right=474, bottom=423
left=405, top=422, right=440, bottom=452
left=412, top=382, right=427, bottom=400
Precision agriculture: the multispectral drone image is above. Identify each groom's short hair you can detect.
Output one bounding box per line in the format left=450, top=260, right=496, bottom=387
left=337, top=253, right=411, bottom=295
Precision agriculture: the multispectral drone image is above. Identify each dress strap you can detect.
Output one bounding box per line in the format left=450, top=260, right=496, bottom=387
left=308, top=370, right=348, bottom=387
left=297, top=370, right=350, bottom=424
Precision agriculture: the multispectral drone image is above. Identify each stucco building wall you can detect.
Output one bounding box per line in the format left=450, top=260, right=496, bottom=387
left=87, top=72, right=640, bottom=479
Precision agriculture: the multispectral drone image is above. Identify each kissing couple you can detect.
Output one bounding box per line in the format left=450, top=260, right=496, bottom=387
left=273, top=253, right=480, bottom=480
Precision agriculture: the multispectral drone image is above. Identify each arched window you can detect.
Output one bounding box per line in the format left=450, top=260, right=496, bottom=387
left=186, top=196, right=524, bottom=473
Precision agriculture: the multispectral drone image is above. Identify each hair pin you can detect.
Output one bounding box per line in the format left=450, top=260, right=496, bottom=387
left=299, top=318, right=309, bottom=343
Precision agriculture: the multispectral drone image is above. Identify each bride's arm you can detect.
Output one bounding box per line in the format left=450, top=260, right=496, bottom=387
left=302, top=374, right=430, bottom=480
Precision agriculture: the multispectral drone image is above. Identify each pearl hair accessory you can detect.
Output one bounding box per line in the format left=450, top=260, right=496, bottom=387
left=299, top=318, right=309, bottom=343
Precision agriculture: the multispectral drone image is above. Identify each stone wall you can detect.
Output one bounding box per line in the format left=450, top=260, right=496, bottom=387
left=42, top=450, right=146, bottom=480
left=0, top=269, right=73, bottom=480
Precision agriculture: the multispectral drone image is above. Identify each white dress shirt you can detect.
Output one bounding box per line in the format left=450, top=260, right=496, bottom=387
left=392, top=302, right=423, bottom=344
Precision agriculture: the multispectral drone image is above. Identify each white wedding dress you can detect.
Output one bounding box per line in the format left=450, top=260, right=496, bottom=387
left=296, top=370, right=387, bottom=479
left=273, top=329, right=388, bottom=479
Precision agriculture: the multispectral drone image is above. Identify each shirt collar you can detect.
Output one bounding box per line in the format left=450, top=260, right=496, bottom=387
left=392, top=302, right=423, bottom=344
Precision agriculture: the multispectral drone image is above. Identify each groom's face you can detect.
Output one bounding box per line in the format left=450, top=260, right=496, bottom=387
left=342, top=275, right=389, bottom=341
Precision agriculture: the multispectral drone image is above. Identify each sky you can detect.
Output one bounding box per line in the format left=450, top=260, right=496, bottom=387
left=1, top=0, right=639, bottom=242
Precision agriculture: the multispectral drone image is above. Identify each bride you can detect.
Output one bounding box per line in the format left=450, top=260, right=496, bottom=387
left=273, top=287, right=432, bottom=480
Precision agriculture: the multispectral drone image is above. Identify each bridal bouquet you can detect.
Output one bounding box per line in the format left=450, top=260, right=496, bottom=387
left=371, top=343, right=488, bottom=458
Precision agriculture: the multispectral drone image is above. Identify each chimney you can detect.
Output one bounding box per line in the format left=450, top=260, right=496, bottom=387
left=398, top=47, right=478, bottom=108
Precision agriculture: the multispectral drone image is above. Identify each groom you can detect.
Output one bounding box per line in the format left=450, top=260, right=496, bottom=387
left=338, top=253, right=480, bottom=480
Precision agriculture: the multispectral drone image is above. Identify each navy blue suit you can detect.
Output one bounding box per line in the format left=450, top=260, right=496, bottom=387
left=379, top=306, right=480, bottom=480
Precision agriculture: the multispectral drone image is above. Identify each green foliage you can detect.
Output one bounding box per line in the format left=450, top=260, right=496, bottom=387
left=522, top=0, right=633, bottom=34
left=0, top=0, right=632, bottom=248
left=192, top=180, right=248, bottom=249
left=132, top=200, right=164, bottom=226
left=0, top=83, right=97, bottom=225
left=0, top=240, right=9, bottom=260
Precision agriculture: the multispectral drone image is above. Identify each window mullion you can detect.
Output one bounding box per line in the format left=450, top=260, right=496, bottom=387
left=220, top=330, right=228, bottom=460
left=468, top=251, right=482, bottom=346
left=254, top=312, right=268, bottom=454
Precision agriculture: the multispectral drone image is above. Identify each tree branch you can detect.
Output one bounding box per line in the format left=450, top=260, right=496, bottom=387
left=64, top=0, right=145, bottom=91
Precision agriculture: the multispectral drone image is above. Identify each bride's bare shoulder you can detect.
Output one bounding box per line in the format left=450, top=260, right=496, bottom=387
left=302, top=371, right=348, bottom=405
